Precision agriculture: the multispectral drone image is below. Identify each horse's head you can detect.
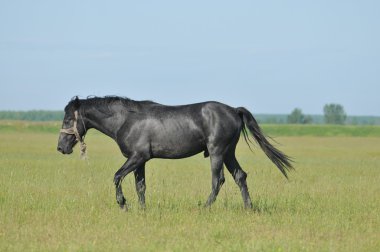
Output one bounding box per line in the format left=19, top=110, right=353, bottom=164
left=57, top=96, right=87, bottom=155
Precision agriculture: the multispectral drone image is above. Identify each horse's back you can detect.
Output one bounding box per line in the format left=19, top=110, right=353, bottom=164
left=147, top=101, right=242, bottom=135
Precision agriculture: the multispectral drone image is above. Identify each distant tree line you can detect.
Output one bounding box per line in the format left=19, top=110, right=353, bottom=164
left=287, top=108, right=313, bottom=124
left=0, top=110, right=64, bottom=121
left=323, top=104, right=347, bottom=124
left=255, top=114, right=379, bottom=125
left=286, top=104, right=348, bottom=125
left=286, top=103, right=348, bottom=125
left=0, top=105, right=379, bottom=125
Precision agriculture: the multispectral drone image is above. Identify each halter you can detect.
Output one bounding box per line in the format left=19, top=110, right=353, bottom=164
left=60, top=110, right=87, bottom=159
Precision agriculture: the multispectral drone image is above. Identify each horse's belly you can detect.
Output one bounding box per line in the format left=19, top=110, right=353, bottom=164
left=151, top=133, right=205, bottom=159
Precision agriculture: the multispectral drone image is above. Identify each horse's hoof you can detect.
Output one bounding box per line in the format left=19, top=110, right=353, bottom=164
left=119, top=204, right=128, bottom=211
left=245, top=203, right=253, bottom=210
left=203, top=203, right=212, bottom=209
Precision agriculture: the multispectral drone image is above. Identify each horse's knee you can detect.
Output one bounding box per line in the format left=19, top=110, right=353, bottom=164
left=219, top=176, right=225, bottom=186
left=114, top=174, right=122, bottom=187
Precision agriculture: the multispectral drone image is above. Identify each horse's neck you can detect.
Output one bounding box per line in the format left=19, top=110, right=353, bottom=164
left=84, top=106, right=125, bottom=140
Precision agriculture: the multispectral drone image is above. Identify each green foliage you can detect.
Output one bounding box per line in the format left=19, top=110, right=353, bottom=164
left=347, top=115, right=380, bottom=125
left=287, top=108, right=313, bottom=124
left=323, top=104, right=347, bottom=124
left=1, top=132, right=379, bottom=251
left=255, top=114, right=287, bottom=124
left=256, top=114, right=380, bottom=125
left=0, top=110, right=63, bottom=121
left=287, top=108, right=303, bottom=124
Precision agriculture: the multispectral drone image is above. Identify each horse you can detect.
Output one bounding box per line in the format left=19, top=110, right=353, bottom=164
left=57, top=96, right=293, bottom=210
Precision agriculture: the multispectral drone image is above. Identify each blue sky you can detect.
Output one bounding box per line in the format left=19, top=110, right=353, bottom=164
left=0, top=0, right=379, bottom=115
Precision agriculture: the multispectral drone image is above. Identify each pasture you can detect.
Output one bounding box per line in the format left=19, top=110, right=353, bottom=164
left=1, top=122, right=379, bottom=251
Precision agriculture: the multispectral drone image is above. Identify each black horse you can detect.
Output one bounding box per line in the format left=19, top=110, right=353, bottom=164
left=57, top=96, right=293, bottom=210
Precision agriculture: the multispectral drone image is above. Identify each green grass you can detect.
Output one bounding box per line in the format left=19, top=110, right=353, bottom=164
left=0, top=124, right=380, bottom=251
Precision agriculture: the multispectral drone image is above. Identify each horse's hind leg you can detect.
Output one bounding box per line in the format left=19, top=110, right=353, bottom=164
left=205, top=154, right=225, bottom=207
left=224, top=153, right=253, bottom=209
left=134, top=165, right=146, bottom=209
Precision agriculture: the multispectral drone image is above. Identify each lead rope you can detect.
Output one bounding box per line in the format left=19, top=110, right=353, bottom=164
left=76, top=111, right=88, bottom=160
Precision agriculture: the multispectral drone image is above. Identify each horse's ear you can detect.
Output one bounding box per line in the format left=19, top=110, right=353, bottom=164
left=73, top=96, right=80, bottom=110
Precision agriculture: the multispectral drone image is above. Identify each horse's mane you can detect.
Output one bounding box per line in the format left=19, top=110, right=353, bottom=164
left=85, top=96, right=156, bottom=106
left=66, top=96, right=157, bottom=114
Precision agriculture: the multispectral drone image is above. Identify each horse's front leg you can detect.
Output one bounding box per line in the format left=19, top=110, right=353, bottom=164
left=134, top=165, right=146, bottom=209
left=115, top=183, right=126, bottom=210
left=114, top=155, right=146, bottom=210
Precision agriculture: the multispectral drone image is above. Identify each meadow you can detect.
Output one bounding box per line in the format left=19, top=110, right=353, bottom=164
left=0, top=122, right=379, bottom=251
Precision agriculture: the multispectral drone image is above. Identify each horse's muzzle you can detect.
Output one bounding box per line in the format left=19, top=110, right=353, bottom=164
left=57, top=146, right=73, bottom=154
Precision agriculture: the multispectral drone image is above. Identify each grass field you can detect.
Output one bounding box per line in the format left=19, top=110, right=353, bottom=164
left=1, top=122, right=379, bottom=251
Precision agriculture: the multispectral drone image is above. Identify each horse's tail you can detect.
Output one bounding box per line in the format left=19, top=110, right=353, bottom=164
left=236, top=107, right=294, bottom=179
